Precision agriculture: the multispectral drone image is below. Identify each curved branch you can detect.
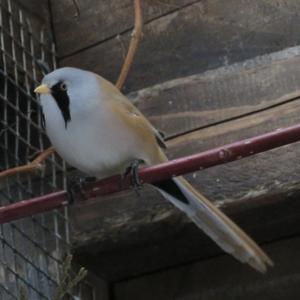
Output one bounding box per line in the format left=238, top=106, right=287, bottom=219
left=0, top=146, right=55, bottom=179
left=116, top=0, right=143, bottom=90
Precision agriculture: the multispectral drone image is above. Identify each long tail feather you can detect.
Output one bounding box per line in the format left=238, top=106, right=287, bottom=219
left=153, top=176, right=273, bottom=273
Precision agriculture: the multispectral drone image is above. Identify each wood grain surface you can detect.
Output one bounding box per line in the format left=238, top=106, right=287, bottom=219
left=70, top=46, right=300, bottom=280
left=56, top=0, right=300, bottom=92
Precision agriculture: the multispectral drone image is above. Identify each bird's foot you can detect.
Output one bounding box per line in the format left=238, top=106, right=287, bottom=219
left=123, top=159, right=144, bottom=195
left=67, top=176, right=96, bottom=204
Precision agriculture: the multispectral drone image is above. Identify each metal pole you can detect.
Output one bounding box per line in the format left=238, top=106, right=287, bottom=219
left=1, top=123, right=300, bottom=224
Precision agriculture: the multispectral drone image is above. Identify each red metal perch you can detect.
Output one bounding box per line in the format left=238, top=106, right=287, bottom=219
left=1, top=123, right=300, bottom=224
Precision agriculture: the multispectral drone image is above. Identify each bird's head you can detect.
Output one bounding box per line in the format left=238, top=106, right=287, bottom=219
left=35, top=67, right=100, bottom=127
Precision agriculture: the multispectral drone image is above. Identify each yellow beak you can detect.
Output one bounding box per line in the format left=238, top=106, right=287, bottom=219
left=34, top=84, right=50, bottom=94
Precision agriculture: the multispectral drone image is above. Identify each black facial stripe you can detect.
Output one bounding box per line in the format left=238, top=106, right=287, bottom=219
left=41, top=107, right=46, bottom=130
left=51, top=81, right=71, bottom=128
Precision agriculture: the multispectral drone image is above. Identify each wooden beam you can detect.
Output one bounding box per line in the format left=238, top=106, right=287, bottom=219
left=73, top=187, right=300, bottom=281
left=60, top=1, right=300, bottom=92
left=128, top=46, right=300, bottom=137
left=114, top=236, right=300, bottom=299
left=51, top=0, right=196, bottom=57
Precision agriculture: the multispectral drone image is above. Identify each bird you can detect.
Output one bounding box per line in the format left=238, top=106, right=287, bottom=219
left=34, top=67, right=273, bottom=273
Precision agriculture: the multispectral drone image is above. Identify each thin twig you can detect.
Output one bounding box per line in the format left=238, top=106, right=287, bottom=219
left=115, top=0, right=143, bottom=90
left=0, top=146, right=55, bottom=179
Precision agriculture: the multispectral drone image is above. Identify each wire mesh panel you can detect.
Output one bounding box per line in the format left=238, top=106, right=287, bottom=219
left=0, top=0, right=70, bottom=299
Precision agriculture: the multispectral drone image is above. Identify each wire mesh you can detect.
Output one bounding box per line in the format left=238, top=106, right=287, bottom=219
left=0, top=0, right=73, bottom=299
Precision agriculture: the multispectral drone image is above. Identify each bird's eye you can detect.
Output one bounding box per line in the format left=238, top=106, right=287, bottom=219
left=60, top=83, right=67, bottom=91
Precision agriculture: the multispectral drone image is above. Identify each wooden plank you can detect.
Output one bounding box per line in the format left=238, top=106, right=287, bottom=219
left=51, top=0, right=197, bottom=57
left=114, top=236, right=300, bottom=300
left=61, top=46, right=300, bottom=139
left=73, top=189, right=300, bottom=281
left=60, top=0, right=300, bottom=92
left=71, top=98, right=300, bottom=280
left=128, top=46, right=300, bottom=137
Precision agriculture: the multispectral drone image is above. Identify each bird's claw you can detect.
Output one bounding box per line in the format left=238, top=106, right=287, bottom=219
left=123, top=159, right=144, bottom=195
left=67, top=176, right=96, bottom=204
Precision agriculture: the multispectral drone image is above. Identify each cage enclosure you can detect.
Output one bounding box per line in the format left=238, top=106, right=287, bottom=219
left=2, top=1, right=300, bottom=300
left=0, top=0, right=97, bottom=299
